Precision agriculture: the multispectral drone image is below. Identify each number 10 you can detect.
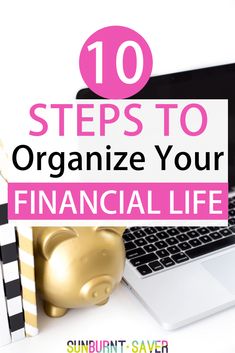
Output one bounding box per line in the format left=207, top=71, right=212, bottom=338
left=88, top=40, right=144, bottom=84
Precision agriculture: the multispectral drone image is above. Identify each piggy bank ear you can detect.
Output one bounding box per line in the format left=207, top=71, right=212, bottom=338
left=96, top=227, right=126, bottom=237
left=34, top=227, right=78, bottom=260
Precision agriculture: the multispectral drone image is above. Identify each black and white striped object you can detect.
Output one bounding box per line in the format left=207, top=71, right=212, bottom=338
left=0, top=237, right=11, bottom=347
left=0, top=178, right=25, bottom=342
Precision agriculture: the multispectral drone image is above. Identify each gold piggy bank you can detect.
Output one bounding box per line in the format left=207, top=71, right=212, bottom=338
left=33, top=226, right=126, bottom=318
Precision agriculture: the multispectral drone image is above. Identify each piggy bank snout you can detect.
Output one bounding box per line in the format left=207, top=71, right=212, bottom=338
left=80, top=276, right=114, bottom=303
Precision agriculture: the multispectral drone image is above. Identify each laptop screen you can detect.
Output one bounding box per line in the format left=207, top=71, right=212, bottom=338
left=76, top=63, right=235, bottom=188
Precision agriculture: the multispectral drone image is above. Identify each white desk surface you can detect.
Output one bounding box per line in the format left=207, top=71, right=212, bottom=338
left=1, top=280, right=235, bottom=353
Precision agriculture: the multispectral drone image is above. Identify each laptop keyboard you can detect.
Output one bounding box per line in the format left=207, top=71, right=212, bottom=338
left=124, top=195, right=235, bottom=277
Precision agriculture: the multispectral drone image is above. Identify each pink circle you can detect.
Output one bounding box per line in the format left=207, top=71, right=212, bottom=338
left=79, top=26, right=153, bottom=99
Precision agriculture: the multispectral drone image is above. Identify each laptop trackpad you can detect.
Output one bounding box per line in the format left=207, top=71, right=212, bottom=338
left=202, top=250, right=235, bottom=295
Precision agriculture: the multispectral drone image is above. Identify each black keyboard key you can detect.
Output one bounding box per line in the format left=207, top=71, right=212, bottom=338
left=166, top=237, right=178, bottom=246
left=133, top=229, right=146, bottom=238
left=176, top=234, right=189, bottom=242
left=172, top=252, right=189, bottom=264
left=229, top=218, right=235, bottom=225
left=160, top=257, right=175, bottom=268
left=135, top=238, right=147, bottom=247
left=155, top=240, right=168, bottom=249
left=126, top=248, right=145, bottom=259
left=229, top=226, right=235, bottom=233
left=157, top=231, right=169, bottom=240
left=168, top=245, right=181, bottom=255
left=130, top=227, right=139, bottom=231
left=178, top=227, right=190, bottom=233
left=187, top=230, right=199, bottom=238
left=144, top=227, right=156, bottom=234
left=189, top=239, right=202, bottom=247
left=144, top=244, right=157, bottom=253
left=219, top=228, right=232, bottom=237
left=198, top=227, right=210, bottom=235
left=210, top=232, right=222, bottom=240
left=186, top=235, right=235, bottom=259
left=130, top=253, right=158, bottom=267
left=125, top=241, right=136, bottom=251
left=178, top=242, right=191, bottom=251
left=146, top=235, right=158, bottom=243
left=149, top=260, right=164, bottom=272
left=208, top=226, right=220, bottom=231
left=137, top=265, right=152, bottom=276
left=229, top=209, right=235, bottom=217
left=123, top=233, right=135, bottom=241
left=167, top=228, right=180, bottom=236
left=156, top=249, right=170, bottom=258
left=155, top=227, right=166, bottom=231
left=199, top=235, right=212, bottom=243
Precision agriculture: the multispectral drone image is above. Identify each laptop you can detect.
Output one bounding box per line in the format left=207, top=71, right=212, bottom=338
left=76, top=63, right=235, bottom=329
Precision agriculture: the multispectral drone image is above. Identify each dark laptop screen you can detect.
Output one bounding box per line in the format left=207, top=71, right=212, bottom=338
left=76, top=64, right=235, bottom=187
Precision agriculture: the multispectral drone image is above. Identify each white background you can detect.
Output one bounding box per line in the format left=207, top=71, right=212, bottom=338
left=0, top=1, right=235, bottom=353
